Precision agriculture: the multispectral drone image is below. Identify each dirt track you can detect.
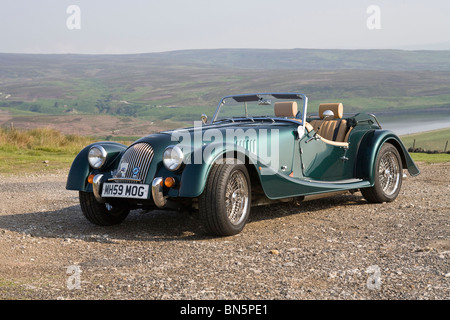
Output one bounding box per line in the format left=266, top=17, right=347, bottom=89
left=0, top=162, right=448, bottom=300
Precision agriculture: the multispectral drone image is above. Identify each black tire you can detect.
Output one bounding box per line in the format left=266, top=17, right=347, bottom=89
left=79, top=191, right=130, bottom=226
left=199, top=161, right=251, bottom=236
left=361, top=143, right=403, bottom=203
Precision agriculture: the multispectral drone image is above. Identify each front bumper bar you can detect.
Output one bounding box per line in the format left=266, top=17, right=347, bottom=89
left=92, top=174, right=106, bottom=203
left=91, top=174, right=167, bottom=208
left=151, top=177, right=167, bottom=208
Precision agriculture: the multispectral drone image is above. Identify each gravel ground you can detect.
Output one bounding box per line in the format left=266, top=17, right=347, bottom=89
left=0, top=162, right=448, bottom=300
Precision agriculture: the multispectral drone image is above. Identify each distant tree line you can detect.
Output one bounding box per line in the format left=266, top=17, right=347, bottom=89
left=95, top=95, right=139, bottom=117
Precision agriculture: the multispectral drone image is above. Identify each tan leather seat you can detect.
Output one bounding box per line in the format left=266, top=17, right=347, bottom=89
left=274, top=101, right=315, bottom=132
left=309, top=103, right=350, bottom=143
left=274, top=101, right=298, bottom=118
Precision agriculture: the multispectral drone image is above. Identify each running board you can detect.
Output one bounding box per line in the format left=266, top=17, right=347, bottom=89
left=251, top=190, right=354, bottom=207
left=303, top=190, right=348, bottom=201
left=258, top=165, right=372, bottom=200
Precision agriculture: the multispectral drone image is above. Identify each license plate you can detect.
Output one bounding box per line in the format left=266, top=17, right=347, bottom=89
left=101, top=183, right=149, bottom=199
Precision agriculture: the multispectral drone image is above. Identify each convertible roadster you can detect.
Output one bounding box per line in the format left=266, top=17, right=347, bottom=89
left=66, top=92, right=420, bottom=236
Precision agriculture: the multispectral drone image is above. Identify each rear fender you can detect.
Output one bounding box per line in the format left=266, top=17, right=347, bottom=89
left=356, top=130, right=420, bottom=184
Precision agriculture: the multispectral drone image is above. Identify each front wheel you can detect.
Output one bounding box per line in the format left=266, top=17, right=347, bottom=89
left=79, top=191, right=130, bottom=226
left=199, top=161, right=251, bottom=236
left=361, top=143, right=403, bottom=203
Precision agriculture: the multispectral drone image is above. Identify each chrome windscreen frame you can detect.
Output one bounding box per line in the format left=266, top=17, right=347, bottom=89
left=211, top=92, right=308, bottom=133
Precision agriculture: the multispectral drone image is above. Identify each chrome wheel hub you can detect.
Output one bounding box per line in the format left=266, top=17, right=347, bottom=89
left=225, top=170, right=249, bottom=225
left=379, top=151, right=400, bottom=196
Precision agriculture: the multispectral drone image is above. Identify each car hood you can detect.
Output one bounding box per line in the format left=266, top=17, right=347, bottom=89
left=136, top=121, right=296, bottom=149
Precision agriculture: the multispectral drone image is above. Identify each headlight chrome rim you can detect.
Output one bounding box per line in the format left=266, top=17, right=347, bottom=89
left=163, top=145, right=184, bottom=171
left=88, top=145, right=107, bottom=169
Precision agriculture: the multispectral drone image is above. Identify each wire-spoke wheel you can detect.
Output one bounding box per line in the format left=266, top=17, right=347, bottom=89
left=199, top=161, right=251, bottom=236
left=225, top=170, right=250, bottom=226
left=361, top=143, right=403, bottom=203
left=379, top=150, right=401, bottom=196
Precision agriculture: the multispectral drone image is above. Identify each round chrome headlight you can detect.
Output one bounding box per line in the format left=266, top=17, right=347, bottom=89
left=163, top=145, right=184, bottom=171
left=88, top=145, right=107, bottom=169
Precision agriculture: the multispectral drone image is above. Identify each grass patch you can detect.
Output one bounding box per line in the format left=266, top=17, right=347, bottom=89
left=0, top=127, right=136, bottom=175
left=409, top=152, right=450, bottom=164
left=0, top=127, right=93, bottom=153
left=400, top=128, right=450, bottom=152
left=0, top=149, right=77, bottom=174
left=1, top=126, right=448, bottom=175
left=0, top=127, right=95, bottom=174
left=401, top=128, right=450, bottom=163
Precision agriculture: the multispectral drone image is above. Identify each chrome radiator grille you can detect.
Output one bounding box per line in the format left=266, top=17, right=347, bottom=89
left=112, top=143, right=154, bottom=183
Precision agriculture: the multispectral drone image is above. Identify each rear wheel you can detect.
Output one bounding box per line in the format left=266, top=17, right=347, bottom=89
left=361, top=143, right=403, bottom=203
left=79, top=191, right=130, bottom=226
left=199, top=161, right=251, bottom=236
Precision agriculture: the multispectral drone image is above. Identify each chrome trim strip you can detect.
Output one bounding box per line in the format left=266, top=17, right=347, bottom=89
left=303, top=178, right=363, bottom=184
left=151, top=177, right=166, bottom=208
left=108, top=177, right=143, bottom=183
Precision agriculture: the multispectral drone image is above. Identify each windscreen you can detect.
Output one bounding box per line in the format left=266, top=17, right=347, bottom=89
left=214, top=93, right=303, bottom=122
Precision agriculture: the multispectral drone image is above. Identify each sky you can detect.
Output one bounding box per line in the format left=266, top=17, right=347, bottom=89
left=1, top=0, right=449, bottom=54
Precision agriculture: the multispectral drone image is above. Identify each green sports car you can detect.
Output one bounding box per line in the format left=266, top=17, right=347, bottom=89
left=66, top=92, right=420, bottom=236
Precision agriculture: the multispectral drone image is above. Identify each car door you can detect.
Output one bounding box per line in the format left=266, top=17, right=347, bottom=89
left=299, top=137, right=349, bottom=181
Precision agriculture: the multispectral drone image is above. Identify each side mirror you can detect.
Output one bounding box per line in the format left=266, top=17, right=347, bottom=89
left=258, top=98, right=271, bottom=106
left=201, top=114, right=208, bottom=124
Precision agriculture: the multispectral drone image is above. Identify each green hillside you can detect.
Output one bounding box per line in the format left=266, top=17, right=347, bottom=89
left=149, top=48, right=450, bottom=71
left=401, top=128, right=450, bottom=152
left=1, top=49, right=450, bottom=124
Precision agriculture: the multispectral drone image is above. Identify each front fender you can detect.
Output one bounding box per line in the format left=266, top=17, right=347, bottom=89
left=177, top=142, right=259, bottom=198
left=356, top=130, right=420, bottom=183
left=66, top=142, right=128, bottom=191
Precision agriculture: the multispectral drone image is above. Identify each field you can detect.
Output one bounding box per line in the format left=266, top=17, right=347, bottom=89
left=0, top=127, right=93, bottom=174
left=0, top=127, right=448, bottom=176
left=400, top=128, right=450, bottom=152
left=1, top=49, right=450, bottom=128
left=1, top=49, right=449, bottom=171
left=400, top=127, right=450, bottom=164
